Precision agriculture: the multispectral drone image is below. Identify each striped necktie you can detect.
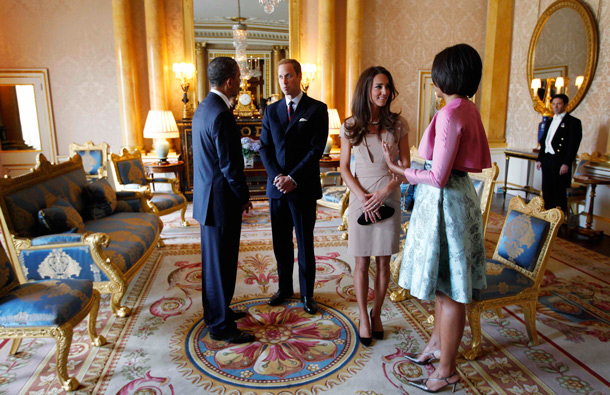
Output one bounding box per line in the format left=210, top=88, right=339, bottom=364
left=288, top=101, right=294, bottom=121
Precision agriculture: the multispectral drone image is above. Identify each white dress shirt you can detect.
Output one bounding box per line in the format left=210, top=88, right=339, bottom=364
left=545, top=112, right=566, bottom=154
left=285, top=91, right=304, bottom=114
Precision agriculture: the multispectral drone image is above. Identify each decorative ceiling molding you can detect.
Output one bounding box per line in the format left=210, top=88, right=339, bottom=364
left=195, top=17, right=288, bottom=46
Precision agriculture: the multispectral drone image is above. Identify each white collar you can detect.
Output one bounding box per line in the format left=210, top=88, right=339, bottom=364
left=211, top=89, right=232, bottom=109
left=553, top=112, right=566, bottom=120
left=285, top=91, right=304, bottom=108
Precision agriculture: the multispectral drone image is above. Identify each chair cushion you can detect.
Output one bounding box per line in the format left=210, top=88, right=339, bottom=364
left=320, top=186, right=347, bottom=204
left=83, top=212, right=160, bottom=273
left=85, top=178, right=117, bottom=220
left=116, top=159, right=147, bottom=186
left=151, top=193, right=186, bottom=212
left=0, top=279, right=93, bottom=327
left=38, top=197, right=85, bottom=234
left=567, top=185, right=587, bottom=197
left=473, top=259, right=534, bottom=301
left=497, top=210, right=550, bottom=272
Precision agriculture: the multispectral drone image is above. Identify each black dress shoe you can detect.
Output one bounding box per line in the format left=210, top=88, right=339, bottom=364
left=232, top=310, right=247, bottom=320
left=302, top=297, right=318, bottom=314
left=209, top=328, right=255, bottom=343
left=370, top=310, right=384, bottom=340
left=269, top=291, right=293, bottom=306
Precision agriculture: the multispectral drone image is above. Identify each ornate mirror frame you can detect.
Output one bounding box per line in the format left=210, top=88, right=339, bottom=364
left=526, top=0, right=599, bottom=113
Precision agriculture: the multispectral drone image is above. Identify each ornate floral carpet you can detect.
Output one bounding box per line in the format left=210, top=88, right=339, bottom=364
left=1, top=203, right=609, bottom=394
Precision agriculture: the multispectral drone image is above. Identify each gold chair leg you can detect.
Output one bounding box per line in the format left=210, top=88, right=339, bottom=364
left=9, top=339, right=22, bottom=355
left=88, top=290, right=107, bottom=347
left=495, top=308, right=503, bottom=318
left=54, top=326, right=79, bottom=391
left=109, top=281, right=131, bottom=318
left=157, top=238, right=166, bottom=248
left=522, top=300, right=539, bottom=345
left=180, top=205, right=189, bottom=227
left=464, top=305, right=482, bottom=360
left=390, top=288, right=409, bottom=302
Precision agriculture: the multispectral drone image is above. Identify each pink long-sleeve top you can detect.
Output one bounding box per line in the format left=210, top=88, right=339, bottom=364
left=405, top=98, right=491, bottom=188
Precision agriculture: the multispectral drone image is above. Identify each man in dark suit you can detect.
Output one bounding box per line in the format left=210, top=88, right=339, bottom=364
left=536, top=93, right=582, bottom=214
left=192, top=57, right=253, bottom=343
left=260, top=59, right=329, bottom=315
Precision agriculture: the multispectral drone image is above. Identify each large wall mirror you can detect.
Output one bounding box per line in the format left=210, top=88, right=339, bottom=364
left=0, top=69, right=57, bottom=177
left=526, top=0, right=598, bottom=114
left=192, top=0, right=293, bottom=110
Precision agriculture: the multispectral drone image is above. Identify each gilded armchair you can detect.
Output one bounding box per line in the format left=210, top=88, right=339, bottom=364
left=0, top=241, right=106, bottom=391
left=109, top=148, right=189, bottom=226
left=464, top=196, right=563, bottom=360
left=68, top=140, right=109, bottom=179
left=389, top=159, right=499, bottom=302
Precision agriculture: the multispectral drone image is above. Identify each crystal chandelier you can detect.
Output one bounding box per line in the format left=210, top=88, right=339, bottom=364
left=233, top=0, right=261, bottom=81
left=259, top=0, right=284, bottom=14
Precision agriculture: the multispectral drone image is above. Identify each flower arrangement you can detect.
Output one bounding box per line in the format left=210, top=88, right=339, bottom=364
left=241, top=137, right=260, bottom=157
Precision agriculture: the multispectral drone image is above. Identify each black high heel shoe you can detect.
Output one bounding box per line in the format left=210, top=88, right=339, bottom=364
left=408, top=371, right=459, bottom=393
left=404, top=350, right=440, bottom=365
left=370, top=309, right=384, bottom=340
left=357, top=320, right=373, bottom=346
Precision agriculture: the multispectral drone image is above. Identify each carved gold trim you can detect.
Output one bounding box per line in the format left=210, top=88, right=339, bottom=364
left=0, top=289, right=106, bottom=391
left=68, top=140, right=110, bottom=178
left=465, top=196, right=563, bottom=360
left=526, top=0, right=598, bottom=114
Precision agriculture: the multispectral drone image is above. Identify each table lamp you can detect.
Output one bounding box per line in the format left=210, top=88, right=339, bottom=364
left=324, top=108, right=341, bottom=157
left=143, top=110, right=180, bottom=164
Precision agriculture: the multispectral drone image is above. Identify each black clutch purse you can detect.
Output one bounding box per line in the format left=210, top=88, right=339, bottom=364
left=357, top=205, right=395, bottom=225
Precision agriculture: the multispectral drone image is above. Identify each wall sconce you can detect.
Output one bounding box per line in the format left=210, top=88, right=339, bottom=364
left=173, top=62, right=195, bottom=119
left=301, top=63, right=317, bottom=93
left=575, top=75, right=584, bottom=89
left=143, top=110, right=180, bottom=164
left=323, top=108, right=341, bottom=157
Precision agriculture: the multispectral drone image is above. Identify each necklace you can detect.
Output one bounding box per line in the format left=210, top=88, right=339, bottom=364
left=368, top=120, right=380, bottom=125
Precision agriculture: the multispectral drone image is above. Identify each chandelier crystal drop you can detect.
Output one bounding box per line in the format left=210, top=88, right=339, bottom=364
left=259, top=0, right=284, bottom=14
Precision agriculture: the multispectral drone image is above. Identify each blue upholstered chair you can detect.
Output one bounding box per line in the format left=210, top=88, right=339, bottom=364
left=69, top=141, right=109, bottom=179
left=464, top=196, right=563, bottom=360
left=318, top=171, right=349, bottom=232
left=109, top=148, right=189, bottom=227
left=0, top=242, right=106, bottom=391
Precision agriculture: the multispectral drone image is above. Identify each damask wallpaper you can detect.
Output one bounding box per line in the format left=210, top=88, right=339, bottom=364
left=361, top=0, right=487, bottom=147
left=506, top=0, right=608, bottom=155
left=0, top=0, right=121, bottom=156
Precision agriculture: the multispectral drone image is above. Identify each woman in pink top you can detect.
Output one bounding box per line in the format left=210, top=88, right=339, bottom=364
left=384, top=43, right=491, bottom=393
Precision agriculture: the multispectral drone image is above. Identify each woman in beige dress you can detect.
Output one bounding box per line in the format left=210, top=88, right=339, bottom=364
left=340, top=66, right=410, bottom=346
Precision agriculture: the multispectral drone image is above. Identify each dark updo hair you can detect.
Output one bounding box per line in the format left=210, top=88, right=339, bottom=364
left=344, top=66, right=400, bottom=146
left=431, top=43, right=482, bottom=98
left=208, top=57, right=239, bottom=87
left=551, top=93, right=569, bottom=105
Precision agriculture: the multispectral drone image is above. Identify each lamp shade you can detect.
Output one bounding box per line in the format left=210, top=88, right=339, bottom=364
left=328, top=108, right=341, bottom=135
left=143, top=110, right=179, bottom=139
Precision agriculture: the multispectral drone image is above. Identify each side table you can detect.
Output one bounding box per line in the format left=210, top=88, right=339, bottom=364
left=143, top=161, right=185, bottom=191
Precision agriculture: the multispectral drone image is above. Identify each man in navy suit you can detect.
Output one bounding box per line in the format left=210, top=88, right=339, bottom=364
left=192, top=57, right=253, bottom=343
left=260, top=59, right=329, bottom=315
left=536, top=93, right=582, bottom=214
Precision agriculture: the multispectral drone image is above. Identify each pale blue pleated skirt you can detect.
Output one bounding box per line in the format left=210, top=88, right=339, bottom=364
left=398, top=161, right=487, bottom=303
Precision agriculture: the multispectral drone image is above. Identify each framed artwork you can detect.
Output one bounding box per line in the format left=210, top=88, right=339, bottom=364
left=416, top=70, right=477, bottom=145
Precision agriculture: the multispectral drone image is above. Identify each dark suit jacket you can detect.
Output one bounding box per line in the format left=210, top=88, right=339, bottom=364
left=192, top=92, right=249, bottom=226
left=259, top=94, right=329, bottom=200
left=537, top=113, right=582, bottom=168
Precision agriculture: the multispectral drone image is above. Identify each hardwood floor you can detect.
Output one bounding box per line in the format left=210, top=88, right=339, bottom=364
left=491, top=192, right=610, bottom=258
